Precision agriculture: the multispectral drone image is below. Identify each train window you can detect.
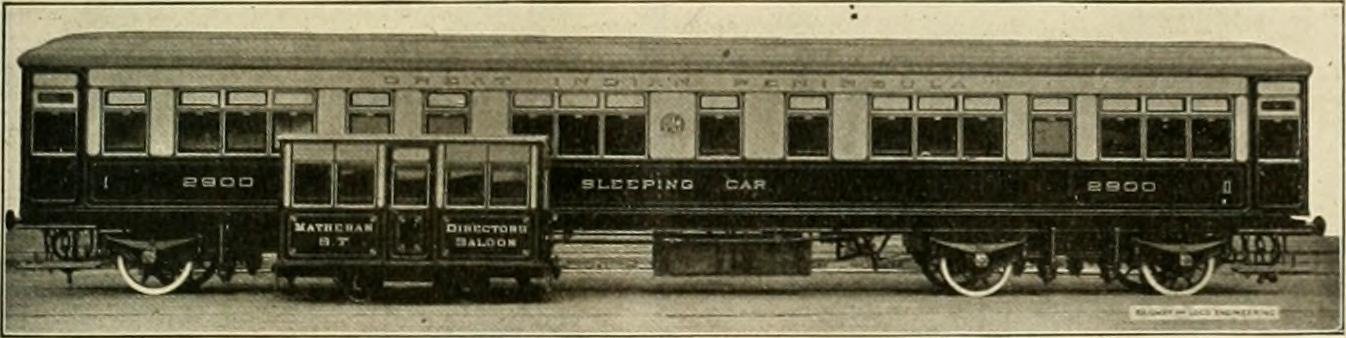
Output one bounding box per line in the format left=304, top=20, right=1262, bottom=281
left=606, top=93, right=646, bottom=108
left=699, top=94, right=742, bottom=157
left=1192, top=98, right=1230, bottom=112
left=787, top=115, right=829, bottom=157
left=444, top=144, right=487, bottom=206
left=558, top=114, right=599, bottom=156
left=292, top=163, right=333, bottom=205
left=917, top=117, right=957, bottom=157
left=1031, top=117, right=1072, bottom=157
left=871, top=96, right=912, bottom=111
left=426, top=113, right=469, bottom=135
left=393, top=164, right=430, bottom=206
left=489, top=145, right=531, bottom=207
left=273, top=112, right=315, bottom=150
left=1101, top=98, right=1141, bottom=112
left=392, top=147, right=431, bottom=206
left=870, top=116, right=912, bottom=156
left=348, top=113, right=391, bottom=134
left=512, top=114, right=554, bottom=138
left=1146, top=117, right=1187, bottom=158
left=786, top=95, right=830, bottom=158
left=1100, top=117, right=1142, bottom=158
left=963, top=117, right=1003, bottom=157
left=1192, top=118, right=1232, bottom=158
left=560, top=93, right=600, bottom=108
left=1146, top=98, right=1185, bottom=112
left=699, top=114, right=741, bottom=156
left=963, top=97, right=1003, bottom=111
left=1032, top=97, right=1072, bottom=112
left=513, top=92, right=554, bottom=108
left=103, top=109, right=148, bottom=153
left=31, top=111, right=77, bottom=153
left=224, top=112, right=268, bottom=153
left=604, top=115, right=646, bottom=156
left=917, top=96, right=957, bottom=111
left=178, top=111, right=222, bottom=153
left=426, top=92, right=468, bottom=108
left=1258, top=119, right=1299, bottom=159
left=336, top=144, right=378, bottom=205
left=336, top=163, right=376, bottom=205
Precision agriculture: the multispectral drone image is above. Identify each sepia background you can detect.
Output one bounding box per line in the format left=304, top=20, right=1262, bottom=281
left=2, top=3, right=1343, bottom=236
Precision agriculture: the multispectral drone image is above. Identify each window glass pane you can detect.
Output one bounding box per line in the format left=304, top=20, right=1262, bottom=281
left=1146, top=118, right=1187, bottom=158
left=293, top=163, right=331, bottom=205
left=104, top=110, right=148, bottom=152
left=336, top=163, right=376, bottom=205
left=917, top=117, right=957, bottom=157
left=1100, top=117, right=1142, bottom=158
left=558, top=114, right=599, bottom=155
left=698, top=115, right=740, bottom=156
left=786, top=115, right=829, bottom=157
left=512, top=114, right=553, bottom=137
left=1032, top=118, right=1072, bottom=157
left=426, top=114, right=469, bottom=134
left=1259, top=119, right=1299, bottom=159
left=1101, top=98, right=1140, bottom=112
left=1192, top=118, right=1232, bottom=159
left=445, top=145, right=487, bottom=206
left=225, top=112, right=267, bottom=153
left=491, top=165, right=528, bottom=207
left=962, top=117, right=1003, bottom=157
left=273, top=112, right=315, bottom=150
left=393, top=165, right=429, bottom=206
left=349, top=114, right=390, bottom=134
left=178, top=111, right=221, bottom=153
left=604, top=115, right=645, bottom=156
left=32, top=111, right=77, bottom=153
left=871, top=116, right=912, bottom=156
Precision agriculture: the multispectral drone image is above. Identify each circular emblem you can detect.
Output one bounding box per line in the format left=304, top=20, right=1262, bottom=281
left=660, top=114, right=686, bottom=134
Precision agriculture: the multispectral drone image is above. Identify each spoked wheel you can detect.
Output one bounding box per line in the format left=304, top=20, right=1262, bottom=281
left=115, top=254, right=195, bottom=296
left=334, top=272, right=383, bottom=303
left=1139, top=252, right=1218, bottom=296
left=937, top=252, right=1017, bottom=297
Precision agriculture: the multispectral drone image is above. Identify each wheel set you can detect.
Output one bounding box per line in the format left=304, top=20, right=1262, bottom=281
left=907, top=233, right=1228, bottom=297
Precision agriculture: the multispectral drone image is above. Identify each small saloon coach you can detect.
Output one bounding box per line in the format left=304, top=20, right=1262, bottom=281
left=9, top=32, right=1325, bottom=298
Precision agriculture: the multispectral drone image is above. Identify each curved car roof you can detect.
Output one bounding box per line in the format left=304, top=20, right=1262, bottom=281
left=19, top=31, right=1312, bottom=77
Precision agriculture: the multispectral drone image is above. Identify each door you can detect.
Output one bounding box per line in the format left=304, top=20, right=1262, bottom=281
left=387, top=146, right=433, bottom=259
left=23, top=81, right=83, bottom=204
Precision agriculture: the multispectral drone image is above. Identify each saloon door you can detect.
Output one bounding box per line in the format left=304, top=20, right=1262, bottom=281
left=436, top=142, right=541, bottom=261
left=387, top=147, right=433, bottom=259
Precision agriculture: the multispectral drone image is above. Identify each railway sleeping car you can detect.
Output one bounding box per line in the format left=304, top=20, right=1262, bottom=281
left=8, top=32, right=1326, bottom=298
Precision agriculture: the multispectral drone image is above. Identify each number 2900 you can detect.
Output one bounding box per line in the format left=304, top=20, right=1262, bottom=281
left=182, top=176, right=254, bottom=188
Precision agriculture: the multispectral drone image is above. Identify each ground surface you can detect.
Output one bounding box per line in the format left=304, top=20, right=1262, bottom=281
left=4, top=266, right=1341, bottom=335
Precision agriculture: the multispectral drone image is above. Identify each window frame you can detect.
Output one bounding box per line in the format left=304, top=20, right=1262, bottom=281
left=1097, top=95, right=1235, bottom=162
left=440, top=143, right=533, bottom=210
left=696, top=93, right=745, bottom=159
left=508, top=91, right=648, bottom=159
left=869, top=94, right=1006, bottom=161
left=347, top=90, right=394, bottom=134
left=1028, top=95, right=1075, bottom=161
left=29, top=89, right=80, bottom=156
left=424, top=91, right=472, bottom=135
left=100, top=89, right=151, bottom=156
left=784, top=93, right=832, bottom=160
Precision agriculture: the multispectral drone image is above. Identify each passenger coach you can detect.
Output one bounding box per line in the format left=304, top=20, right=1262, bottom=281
left=9, top=32, right=1324, bottom=298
